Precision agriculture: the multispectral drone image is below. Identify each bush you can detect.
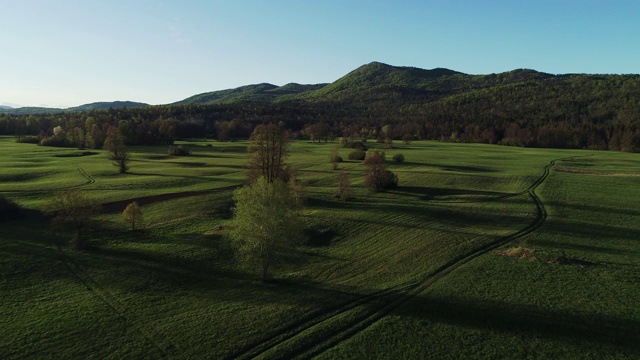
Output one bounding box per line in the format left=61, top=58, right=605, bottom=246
left=348, top=148, right=366, bottom=161
left=393, top=153, right=405, bottom=163
left=17, top=136, right=40, bottom=144
left=363, top=150, right=385, bottom=165
left=39, top=136, right=70, bottom=147
left=364, top=168, right=398, bottom=192
left=329, top=148, right=343, bottom=170
left=168, top=145, right=191, bottom=156
left=342, top=140, right=368, bottom=151
left=0, top=196, right=20, bottom=221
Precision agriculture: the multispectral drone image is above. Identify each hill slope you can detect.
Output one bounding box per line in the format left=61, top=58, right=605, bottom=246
left=0, top=101, right=148, bottom=115
left=174, top=83, right=328, bottom=105
left=173, top=62, right=561, bottom=105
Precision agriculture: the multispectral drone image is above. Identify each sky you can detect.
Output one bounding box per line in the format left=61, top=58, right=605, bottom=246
left=1, top=0, right=639, bottom=108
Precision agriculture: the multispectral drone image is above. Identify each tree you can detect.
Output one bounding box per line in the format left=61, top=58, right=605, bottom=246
left=336, top=171, right=352, bottom=201
left=229, top=178, right=302, bottom=281
left=393, top=153, right=405, bottom=163
left=122, top=201, right=144, bottom=231
left=104, top=126, right=131, bottom=174
left=329, top=148, right=342, bottom=170
left=363, top=150, right=398, bottom=192
left=45, top=190, right=99, bottom=250
left=247, top=124, right=289, bottom=183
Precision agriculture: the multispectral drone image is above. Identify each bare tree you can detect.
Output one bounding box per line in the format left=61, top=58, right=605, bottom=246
left=247, top=124, right=289, bottom=183
left=45, top=190, right=99, bottom=250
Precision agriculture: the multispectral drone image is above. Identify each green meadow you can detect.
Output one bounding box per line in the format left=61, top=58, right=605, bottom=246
left=1, top=136, right=639, bottom=359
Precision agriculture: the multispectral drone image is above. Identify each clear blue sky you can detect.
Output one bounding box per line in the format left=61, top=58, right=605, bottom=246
left=1, top=0, right=638, bottom=108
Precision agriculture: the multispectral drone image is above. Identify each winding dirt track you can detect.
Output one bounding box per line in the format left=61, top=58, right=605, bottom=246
left=229, top=159, right=558, bottom=360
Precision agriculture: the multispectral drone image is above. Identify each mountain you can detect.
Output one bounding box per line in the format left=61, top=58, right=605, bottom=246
left=68, top=101, right=148, bottom=111
left=174, top=83, right=328, bottom=105
left=0, top=105, right=13, bottom=110
left=172, top=62, right=559, bottom=105
left=0, top=101, right=148, bottom=115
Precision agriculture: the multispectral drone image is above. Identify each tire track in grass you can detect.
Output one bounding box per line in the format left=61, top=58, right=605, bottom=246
left=73, top=164, right=95, bottom=187
left=232, top=159, right=558, bottom=360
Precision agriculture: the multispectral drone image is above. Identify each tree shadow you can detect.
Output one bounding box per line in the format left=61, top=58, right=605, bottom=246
left=395, top=294, right=640, bottom=349
left=389, top=185, right=512, bottom=202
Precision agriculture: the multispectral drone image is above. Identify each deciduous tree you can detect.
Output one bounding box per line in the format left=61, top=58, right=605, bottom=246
left=104, top=126, right=131, bottom=174
left=122, top=201, right=144, bottom=231
left=364, top=150, right=398, bottom=192
left=45, top=190, right=99, bottom=249
left=247, top=124, right=289, bottom=183
left=229, top=178, right=302, bottom=282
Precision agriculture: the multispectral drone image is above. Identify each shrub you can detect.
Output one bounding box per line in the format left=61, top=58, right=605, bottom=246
left=393, top=153, right=405, bottom=163
left=336, top=171, right=352, bottom=201
left=363, top=150, right=385, bottom=165
left=348, top=148, right=366, bottom=161
left=342, top=140, right=368, bottom=151
left=0, top=196, right=20, bottom=221
left=364, top=168, right=398, bottom=192
left=168, top=145, right=191, bottom=156
left=363, top=150, right=398, bottom=192
left=39, top=136, right=70, bottom=147
left=17, top=136, right=40, bottom=144
left=330, top=148, right=343, bottom=170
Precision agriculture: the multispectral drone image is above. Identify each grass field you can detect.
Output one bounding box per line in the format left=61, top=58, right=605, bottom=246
left=2, top=136, right=639, bottom=359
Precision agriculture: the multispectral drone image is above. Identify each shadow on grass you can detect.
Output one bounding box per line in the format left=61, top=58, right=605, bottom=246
left=389, top=185, right=512, bottom=202
left=546, top=201, right=640, bottom=218
left=100, top=186, right=238, bottom=213
left=440, top=164, right=497, bottom=173
left=395, top=294, right=640, bottom=350
left=538, top=218, right=640, bottom=243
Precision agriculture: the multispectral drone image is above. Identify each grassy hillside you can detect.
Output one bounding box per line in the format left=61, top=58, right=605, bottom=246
left=2, top=137, right=639, bottom=358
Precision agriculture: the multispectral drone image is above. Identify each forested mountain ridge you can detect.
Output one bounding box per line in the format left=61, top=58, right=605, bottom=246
left=2, top=62, right=640, bottom=151
left=171, top=62, right=560, bottom=105
left=174, top=83, right=328, bottom=105
left=0, top=101, right=148, bottom=115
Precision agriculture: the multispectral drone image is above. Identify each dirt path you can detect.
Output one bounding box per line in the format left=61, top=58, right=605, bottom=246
left=230, top=159, right=558, bottom=360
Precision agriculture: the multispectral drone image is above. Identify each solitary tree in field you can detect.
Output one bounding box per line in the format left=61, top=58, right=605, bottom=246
left=247, top=124, right=289, bottom=183
left=229, top=177, right=302, bottom=282
left=45, top=190, right=99, bottom=250
left=336, top=171, right=352, bottom=201
left=122, top=201, right=144, bottom=231
left=104, top=126, right=130, bottom=174
left=363, top=150, right=398, bottom=192
left=329, top=148, right=342, bottom=170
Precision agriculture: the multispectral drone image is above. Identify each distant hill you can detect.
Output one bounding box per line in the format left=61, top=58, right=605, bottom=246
left=68, top=101, right=149, bottom=112
left=0, top=101, right=148, bottom=115
left=0, top=105, right=13, bottom=110
left=172, top=62, right=561, bottom=105
left=174, top=83, right=328, bottom=105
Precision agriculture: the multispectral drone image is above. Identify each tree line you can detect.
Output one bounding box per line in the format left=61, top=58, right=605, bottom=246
left=2, top=72, right=639, bottom=151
